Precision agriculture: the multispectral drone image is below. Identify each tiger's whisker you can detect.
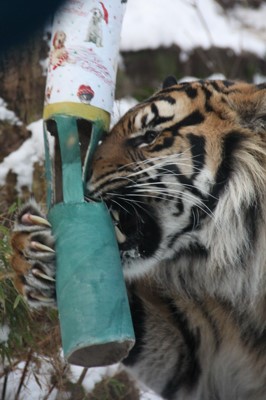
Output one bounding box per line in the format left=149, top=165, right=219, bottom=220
left=131, top=188, right=215, bottom=220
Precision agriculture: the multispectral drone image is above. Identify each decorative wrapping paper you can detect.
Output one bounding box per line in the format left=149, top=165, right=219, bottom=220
left=44, top=0, right=127, bottom=128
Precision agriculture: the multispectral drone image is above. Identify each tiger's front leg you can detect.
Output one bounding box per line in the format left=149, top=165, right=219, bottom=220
left=123, top=282, right=201, bottom=400
left=10, top=201, right=56, bottom=308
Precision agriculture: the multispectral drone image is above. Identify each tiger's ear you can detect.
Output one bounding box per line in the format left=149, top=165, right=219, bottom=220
left=231, top=84, right=266, bottom=133
left=162, top=76, right=177, bottom=89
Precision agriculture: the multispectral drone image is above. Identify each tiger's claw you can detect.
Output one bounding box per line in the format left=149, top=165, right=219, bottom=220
left=30, top=241, right=55, bottom=253
left=28, top=292, right=56, bottom=304
left=23, top=213, right=51, bottom=228
left=11, top=201, right=57, bottom=309
left=32, top=269, right=55, bottom=282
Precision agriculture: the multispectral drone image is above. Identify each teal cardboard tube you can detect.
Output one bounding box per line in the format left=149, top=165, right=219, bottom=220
left=48, top=201, right=135, bottom=367
left=44, top=114, right=135, bottom=367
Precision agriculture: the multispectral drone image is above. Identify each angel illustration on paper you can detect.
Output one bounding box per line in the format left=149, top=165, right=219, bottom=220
left=49, top=31, right=76, bottom=70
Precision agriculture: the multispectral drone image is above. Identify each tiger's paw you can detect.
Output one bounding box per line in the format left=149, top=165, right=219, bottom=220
left=10, top=201, right=57, bottom=308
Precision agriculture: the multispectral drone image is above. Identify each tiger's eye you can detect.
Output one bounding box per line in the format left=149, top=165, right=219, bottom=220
left=144, top=130, right=158, bottom=143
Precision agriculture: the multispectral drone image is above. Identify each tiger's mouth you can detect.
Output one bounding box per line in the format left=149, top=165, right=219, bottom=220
left=108, top=199, right=162, bottom=264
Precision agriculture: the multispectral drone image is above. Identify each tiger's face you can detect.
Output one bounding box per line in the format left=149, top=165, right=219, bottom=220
left=89, top=78, right=266, bottom=279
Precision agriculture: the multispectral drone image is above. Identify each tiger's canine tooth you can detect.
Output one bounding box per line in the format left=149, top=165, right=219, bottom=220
left=115, top=225, right=126, bottom=244
left=30, top=241, right=55, bottom=253
left=26, top=214, right=51, bottom=228
left=32, top=269, right=55, bottom=282
left=111, top=209, right=120, bottom=222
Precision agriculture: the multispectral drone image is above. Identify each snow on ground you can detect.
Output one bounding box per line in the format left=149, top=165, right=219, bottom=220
left=0, top=119, right=45, bottom=189
left=1, top=359, right=57, bottom=400
left=70, top=363, right=162, bottom=399
left=0, top=98, right=22, bottom=125
left=0, top=324, right=10, bottom=344
left=70, top=363, right=120, bottom=393
left=140, top=389, right=162, bottom=400
left=121, top=0, right=266, bottom=56
left=0, top=359, right=162, bottom=400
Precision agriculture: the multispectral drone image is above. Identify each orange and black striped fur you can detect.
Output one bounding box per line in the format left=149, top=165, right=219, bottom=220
left=11, top=78, right=266, bottom=399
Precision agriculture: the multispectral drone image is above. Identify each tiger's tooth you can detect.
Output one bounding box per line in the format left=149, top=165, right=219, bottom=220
left=30, top=241, right=55, bottom=253
left=28, top=214, right=51, bottom=228
left=115, top=225, right=126, bottom=244
left=111, top=209, right=120, bottom=222
left=32, top=269, right=55, bottom=282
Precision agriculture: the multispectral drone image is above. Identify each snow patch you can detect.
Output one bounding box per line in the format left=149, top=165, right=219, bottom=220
left=1, top=358, right=57, bottom=400
left=111, top=97, right=138, bottom=127
left=0, top=357, right=162, bottom=399
left=121, top=0, right=266, bottom=57
left=0, top=324, right=10, bottom=344
left=253, top=74, right=266, bottom=85
left=70, top=363, right=120, bottom=393
left=0, top=119, right=44, bottom=189
left=39, top=58, right=49, bottom=77
left=0, top=98, right=22, bottom=125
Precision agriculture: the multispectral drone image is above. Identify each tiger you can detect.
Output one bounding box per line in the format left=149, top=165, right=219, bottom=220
left=10, top=77, right=266, bottom=400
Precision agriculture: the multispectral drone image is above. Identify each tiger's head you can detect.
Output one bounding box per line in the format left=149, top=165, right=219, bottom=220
left=88, top=78, right=266, bottom=282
